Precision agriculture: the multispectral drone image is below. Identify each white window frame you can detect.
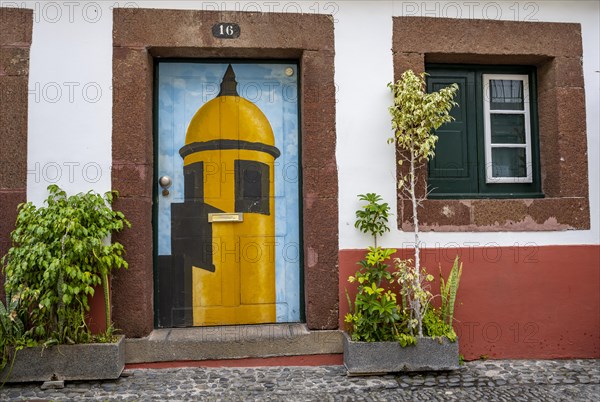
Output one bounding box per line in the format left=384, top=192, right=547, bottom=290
left=483, top=74, right=533, bottom=183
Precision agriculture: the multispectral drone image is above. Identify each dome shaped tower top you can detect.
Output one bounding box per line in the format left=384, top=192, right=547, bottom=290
left=182, top=64, right=277, bottom=150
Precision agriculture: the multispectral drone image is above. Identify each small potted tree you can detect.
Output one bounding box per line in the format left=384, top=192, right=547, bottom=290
left=1, top=184, right=130, bottom=384
left=343, top=70, right=462, bottom=374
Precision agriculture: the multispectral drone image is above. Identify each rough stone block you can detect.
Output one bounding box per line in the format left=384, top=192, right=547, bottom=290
left=112, top=48, right=153, bottom=165
left=110, top=197, right=154, bottom=338
left=529, top=197, right=590, bottom=230
left=111, top=163, right=153, bottom=198
left=417, top=200, right=472, bottom=229
left=537, top=57, right=584, bottom=94
left=0, top=47, right=30, bottom=76
left=554, top=87, right=587, bottom=136
left=1, top=336, right=125, bottom=383
left=0, top=8, right=33, bottom=46
left=471, top=199, right=529, bottom=227
left=40, top=380, right=65, bottom=389
left=114, top=9, right=333, bottom=51
left=302, top=165, right=339, bottom=199
left=393, top=17, right=581, bottom=57
left=393, top=52, right=425, bottom=78
left=125, top=325, right=342, bottom=363
left=343, top=332, right=459, bottom=374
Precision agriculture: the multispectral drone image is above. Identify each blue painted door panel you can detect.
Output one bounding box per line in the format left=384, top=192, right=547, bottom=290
left=156, top=62, right=300, bottom=326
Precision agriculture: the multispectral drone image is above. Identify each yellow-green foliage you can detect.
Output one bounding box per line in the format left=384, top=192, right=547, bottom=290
left=387, top=70, right=458, bottom=338
left=387, top=70, right=458, bottom=162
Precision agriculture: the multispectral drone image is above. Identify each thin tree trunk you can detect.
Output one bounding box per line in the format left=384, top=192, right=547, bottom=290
left=410, top=150, right=423, bottom=337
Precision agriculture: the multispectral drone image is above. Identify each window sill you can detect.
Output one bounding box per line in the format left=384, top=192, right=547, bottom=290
left=399, top=196, right=589, bottom=232
left=428, top=192, right=545, bottom=200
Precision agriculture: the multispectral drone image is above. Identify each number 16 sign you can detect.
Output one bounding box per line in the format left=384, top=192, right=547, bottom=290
left=212, top=23, right=241, bottom=39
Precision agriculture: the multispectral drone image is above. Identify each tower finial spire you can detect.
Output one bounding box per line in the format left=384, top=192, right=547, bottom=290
left=218, top=64, right=239, bottom=97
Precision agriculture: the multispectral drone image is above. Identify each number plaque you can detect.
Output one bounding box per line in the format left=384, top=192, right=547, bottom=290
left=212, top=23, right=240, bottom=39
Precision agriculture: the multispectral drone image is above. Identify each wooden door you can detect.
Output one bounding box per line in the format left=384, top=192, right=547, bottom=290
left=155, top=62, right=300, bottom=327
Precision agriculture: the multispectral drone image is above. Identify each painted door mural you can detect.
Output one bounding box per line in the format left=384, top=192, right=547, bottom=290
left=156, top=62, right=300, bottom=327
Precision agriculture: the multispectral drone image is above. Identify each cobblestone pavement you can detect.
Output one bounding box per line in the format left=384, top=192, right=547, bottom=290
left=1, top=359, right=598, bottom=401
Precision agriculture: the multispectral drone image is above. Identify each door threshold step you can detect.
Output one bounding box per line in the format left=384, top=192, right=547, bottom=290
left=125, top=324, right=342, bottom=364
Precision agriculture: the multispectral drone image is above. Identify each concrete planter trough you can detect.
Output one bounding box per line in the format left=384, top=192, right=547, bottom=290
left=1, top=335, right=125, bottom=383
left=343, top=332, right=459, bottom=375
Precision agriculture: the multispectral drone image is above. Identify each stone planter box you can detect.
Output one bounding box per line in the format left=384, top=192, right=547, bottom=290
left=1, top=335, right=125, bottom=383
left=343, top=332, right=459, bottom=375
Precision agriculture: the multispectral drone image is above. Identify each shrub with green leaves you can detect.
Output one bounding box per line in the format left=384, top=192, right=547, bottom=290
left=0, top=294, right=26, bottom=381
left=1, top=185, right=130, bottom=347
left=346, top=194, right=406, bottom=343
left=345, top=72, right=464, bottom=348
left=354, top=193, right=391, bottom=247
left=346, top=193, right=461, bottom=347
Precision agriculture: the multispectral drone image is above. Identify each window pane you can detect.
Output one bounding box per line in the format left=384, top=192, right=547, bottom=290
left=235, top=160, right=270, bottom=214
left=490, top=79, right=523, bottom=110
left=491, top=114, right=526, bottom=144
left=183, top=162, right=204, bottom=201
left=491, top=148, right=527, bottom=178
left=244, top=169, right=262, bottom=199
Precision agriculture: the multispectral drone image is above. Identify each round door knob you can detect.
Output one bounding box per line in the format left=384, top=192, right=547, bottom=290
left=159, top=175, right=172, bottom=189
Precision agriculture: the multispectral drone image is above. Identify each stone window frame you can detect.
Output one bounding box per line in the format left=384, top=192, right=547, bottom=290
left=393, top=17, right=590, bottom=232
left=112, top=8, right=338, bottom=337
left=0, top=7, right=32, bottom=300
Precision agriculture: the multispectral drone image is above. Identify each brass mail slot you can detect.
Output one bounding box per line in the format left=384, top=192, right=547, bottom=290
left=208, top=213, right=244, bottom=223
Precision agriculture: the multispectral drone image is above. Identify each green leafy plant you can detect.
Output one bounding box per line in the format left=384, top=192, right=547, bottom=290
left=0, top=184, right=130, bottom=371
left=387, top=70, right=458, bottom=337
left=0, top=295, right=24, bottom=352
left=346, top=72, right=464, bottom=351
left=345, top=194, right=405, bottom=343
left=354, top=193, right=391, bottom=247
left=440, top=256, right=462, bottom=326
left=0, top=294, right=25, bottom=384
left=393, top=257, right=434, bottom=338
left=345, top=193, right=461, bottom=347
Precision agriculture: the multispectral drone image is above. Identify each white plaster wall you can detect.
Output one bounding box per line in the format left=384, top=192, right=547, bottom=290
left=10, top=1, right=598, bottom=247
left=23, top=0, right=113, bottom=201
left=337, top=1, right=600, bottom=248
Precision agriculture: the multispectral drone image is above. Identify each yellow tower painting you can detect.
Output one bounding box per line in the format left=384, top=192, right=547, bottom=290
left=178, top=65, right=280, bottom=325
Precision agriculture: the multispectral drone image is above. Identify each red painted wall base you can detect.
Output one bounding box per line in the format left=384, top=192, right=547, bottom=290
left=339, top=245, right=600, bottom=360
left=88, top=284, right=107, bottom=334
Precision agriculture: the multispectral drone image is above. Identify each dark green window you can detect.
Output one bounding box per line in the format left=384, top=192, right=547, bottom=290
left=427, top=65, right=542, bottom=199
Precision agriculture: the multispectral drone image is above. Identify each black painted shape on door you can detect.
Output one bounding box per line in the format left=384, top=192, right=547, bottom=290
left=184, top=162, right=204, bottom=202
left=171, top=201, right=222, bottom=273
left=157, top=254, right=191, bottom=327
left=235, top=160, right=270, bottom=215
left=156, top=199, right=222, bottom=327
